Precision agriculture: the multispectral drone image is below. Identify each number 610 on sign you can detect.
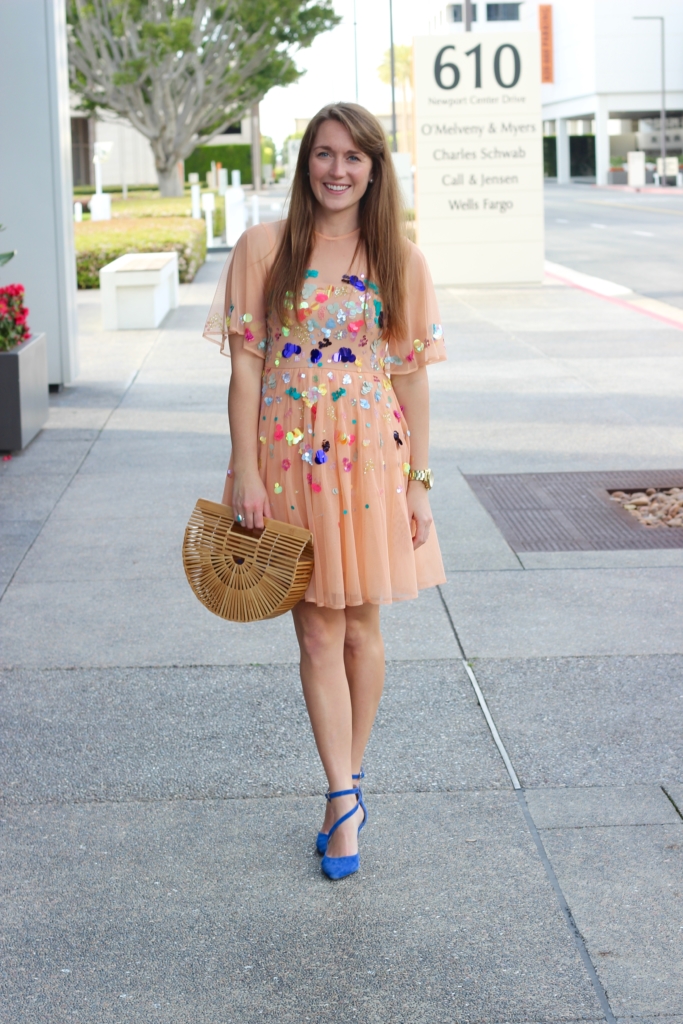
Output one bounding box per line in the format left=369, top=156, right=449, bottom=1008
left=434, top=43, right=521, bottom=90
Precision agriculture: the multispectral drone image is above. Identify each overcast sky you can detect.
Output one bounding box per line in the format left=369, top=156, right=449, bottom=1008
left=260, top=1, right=431, bottom=148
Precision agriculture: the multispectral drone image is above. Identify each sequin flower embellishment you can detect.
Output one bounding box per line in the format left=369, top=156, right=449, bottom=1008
left=342, top=274, right=366, bottom=292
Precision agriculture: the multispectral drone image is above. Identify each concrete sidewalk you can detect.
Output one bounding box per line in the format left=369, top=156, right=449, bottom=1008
left=1, top=252, right=682, bottom=1023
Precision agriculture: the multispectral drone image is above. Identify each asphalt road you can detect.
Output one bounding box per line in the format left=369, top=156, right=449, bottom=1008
left=545, top=183, right=683, bottom=309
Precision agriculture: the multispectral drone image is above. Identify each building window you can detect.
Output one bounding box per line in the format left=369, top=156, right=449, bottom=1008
left=224, top=123, right=241, bottom=135
left=487, top=3, right=520, bottom=20
left=449, top=4, right=478, bottom=22
left=71, top=117, right=93, bottom=187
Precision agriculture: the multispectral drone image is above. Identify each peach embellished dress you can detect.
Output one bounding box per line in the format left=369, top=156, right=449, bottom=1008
left=203, top=221, right=447, bottom=609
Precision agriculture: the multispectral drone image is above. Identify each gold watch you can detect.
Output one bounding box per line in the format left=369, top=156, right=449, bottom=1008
left=408, top=467, right=434, bottom=490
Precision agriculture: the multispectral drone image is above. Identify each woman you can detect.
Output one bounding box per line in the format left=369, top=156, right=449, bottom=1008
left=204, top=103, right=446, bottom=880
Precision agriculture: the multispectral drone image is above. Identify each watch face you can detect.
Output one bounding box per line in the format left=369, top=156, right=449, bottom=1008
left=426, top=469, right=434, bottom=489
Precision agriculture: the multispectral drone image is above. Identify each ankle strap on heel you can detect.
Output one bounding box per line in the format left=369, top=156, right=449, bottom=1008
left=325, top=787, right=360, bottom=802
left=324, top=787, right=361, bottom=840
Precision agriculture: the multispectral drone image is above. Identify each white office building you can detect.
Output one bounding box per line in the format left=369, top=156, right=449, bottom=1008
left=421, top=1, right=683, bottom=184
left=70, top=107, right=253, bottom=189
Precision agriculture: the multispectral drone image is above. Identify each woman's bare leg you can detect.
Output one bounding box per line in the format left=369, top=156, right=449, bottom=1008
left=318, top=603, right=385, bottom=833
left=293, top=602, right=385, bottom=843
left=344, top=603, right=385, bottom=776
left=292, top=602, right=359, bottom=857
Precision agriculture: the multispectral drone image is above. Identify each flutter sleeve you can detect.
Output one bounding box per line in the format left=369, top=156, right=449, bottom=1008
left=202, top=223, right=275, bottom=359
left=385, top=242, right=447, bottom=374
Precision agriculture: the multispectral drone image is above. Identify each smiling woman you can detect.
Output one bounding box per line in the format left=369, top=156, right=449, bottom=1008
left=308, top=121, right=373, bottom=208
left=203, top=102, right=446, bottom=881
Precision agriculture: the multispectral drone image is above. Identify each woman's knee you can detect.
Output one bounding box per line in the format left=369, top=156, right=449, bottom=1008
left=294, top=605, right=345, bottom=662
left=344, top=607, right=382, bottom=656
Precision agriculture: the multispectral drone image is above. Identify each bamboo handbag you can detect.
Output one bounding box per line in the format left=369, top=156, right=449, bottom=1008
left=182, top=499, right=314, bottom=622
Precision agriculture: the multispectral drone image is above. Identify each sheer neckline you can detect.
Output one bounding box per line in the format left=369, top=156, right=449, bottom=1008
left=314, top=228, right=361, bottom=241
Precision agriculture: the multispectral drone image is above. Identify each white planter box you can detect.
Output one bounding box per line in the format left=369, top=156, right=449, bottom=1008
left=99, top=252, right=179, bottom=330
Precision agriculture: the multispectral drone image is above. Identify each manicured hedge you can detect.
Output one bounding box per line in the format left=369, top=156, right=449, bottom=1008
left=185, top=144, right=252, bottom=184
left=74, top=218, right=206, bottom=289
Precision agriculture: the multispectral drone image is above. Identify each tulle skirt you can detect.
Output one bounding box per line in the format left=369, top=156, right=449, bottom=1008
left=224, top=363, right=445, bottom=609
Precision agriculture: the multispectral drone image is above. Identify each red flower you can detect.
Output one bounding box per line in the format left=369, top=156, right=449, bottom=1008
left=0, top=283, right=30, bottom=352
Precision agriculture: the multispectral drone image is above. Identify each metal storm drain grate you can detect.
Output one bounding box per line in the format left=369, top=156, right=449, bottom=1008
left=465, top=470, right=683, bottom=552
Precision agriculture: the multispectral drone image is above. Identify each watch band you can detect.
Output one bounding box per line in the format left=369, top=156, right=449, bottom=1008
left=408, top=468, right=434, bottom=489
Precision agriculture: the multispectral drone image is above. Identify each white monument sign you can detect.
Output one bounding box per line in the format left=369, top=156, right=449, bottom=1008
left=413, top=33, right=543, bottom=285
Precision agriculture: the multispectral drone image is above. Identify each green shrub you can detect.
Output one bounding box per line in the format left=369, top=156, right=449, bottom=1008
left=185, top=144, right=252, bottom=185
left=74, top=218, right=206, bottom=289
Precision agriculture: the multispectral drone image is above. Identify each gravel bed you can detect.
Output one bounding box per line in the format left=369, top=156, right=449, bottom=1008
left=609, top=487, right=683, bottom=528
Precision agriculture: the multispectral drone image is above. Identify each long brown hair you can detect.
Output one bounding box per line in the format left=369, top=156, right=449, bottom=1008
left=267, top=103, right=408, bottom=340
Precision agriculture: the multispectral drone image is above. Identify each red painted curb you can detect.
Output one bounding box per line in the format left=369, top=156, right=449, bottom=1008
left=545, top=271, right=683, bottom=332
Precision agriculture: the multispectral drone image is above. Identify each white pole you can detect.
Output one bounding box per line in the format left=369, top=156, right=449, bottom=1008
left=121, top=141, right=127, bottom=200
left=251, top=194, right=260, bottom=226
left=556, top=119, right=570, bottom=184
left=661, top=17, right=666, bottom=186
left=206, top=209, right=214, bottom=248
left=634, top=16, right=666, bottom=186
left=389, top=0, right=397, bottom=153
left=94, top=156, right=102, bottom=195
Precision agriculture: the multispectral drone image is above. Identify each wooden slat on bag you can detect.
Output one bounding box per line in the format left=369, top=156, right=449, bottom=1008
left=182, top=499, right=314, bottom=622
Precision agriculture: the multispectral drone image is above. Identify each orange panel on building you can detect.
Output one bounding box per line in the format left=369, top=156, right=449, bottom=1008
left=539, top=5, right=554, bottom=84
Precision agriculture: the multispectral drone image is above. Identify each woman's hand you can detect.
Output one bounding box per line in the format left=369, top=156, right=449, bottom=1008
left=231, top=467, right=272, bottom=531
left=407, top=480, right=433, bottom=549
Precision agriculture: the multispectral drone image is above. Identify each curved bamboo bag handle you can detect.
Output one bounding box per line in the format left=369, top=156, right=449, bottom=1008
left=182, top=500, right=314, bottom=622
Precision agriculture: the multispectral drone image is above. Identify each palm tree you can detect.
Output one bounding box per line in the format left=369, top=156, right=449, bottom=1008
left=378, top=45, right=412, bottom=153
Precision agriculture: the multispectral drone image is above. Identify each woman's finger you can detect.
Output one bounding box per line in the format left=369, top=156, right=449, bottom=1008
left=412, top=516, right=432, bottom=549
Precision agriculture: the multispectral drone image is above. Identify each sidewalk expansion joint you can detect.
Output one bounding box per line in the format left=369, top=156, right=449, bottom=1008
left=662, top=785, right=683, bottom=821
left=516, top=790, right=618, bottom=1024
left=437, top=584, right=618, bottom=1024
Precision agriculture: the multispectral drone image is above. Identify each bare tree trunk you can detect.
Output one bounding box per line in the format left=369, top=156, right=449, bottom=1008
left=250, top=102, right=261, bottom=192
left=156, top=162, right=184, bottom=197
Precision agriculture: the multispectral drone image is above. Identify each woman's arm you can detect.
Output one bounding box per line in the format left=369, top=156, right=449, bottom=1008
left=391, top=366, right=433, bottom=549
left=222, top=335, right=271, bottom=529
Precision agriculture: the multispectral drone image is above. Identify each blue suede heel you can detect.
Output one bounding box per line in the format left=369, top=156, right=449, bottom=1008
left=316, top=769, right=367, bottom=856
left=321, top=787, right=364, bottom=880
